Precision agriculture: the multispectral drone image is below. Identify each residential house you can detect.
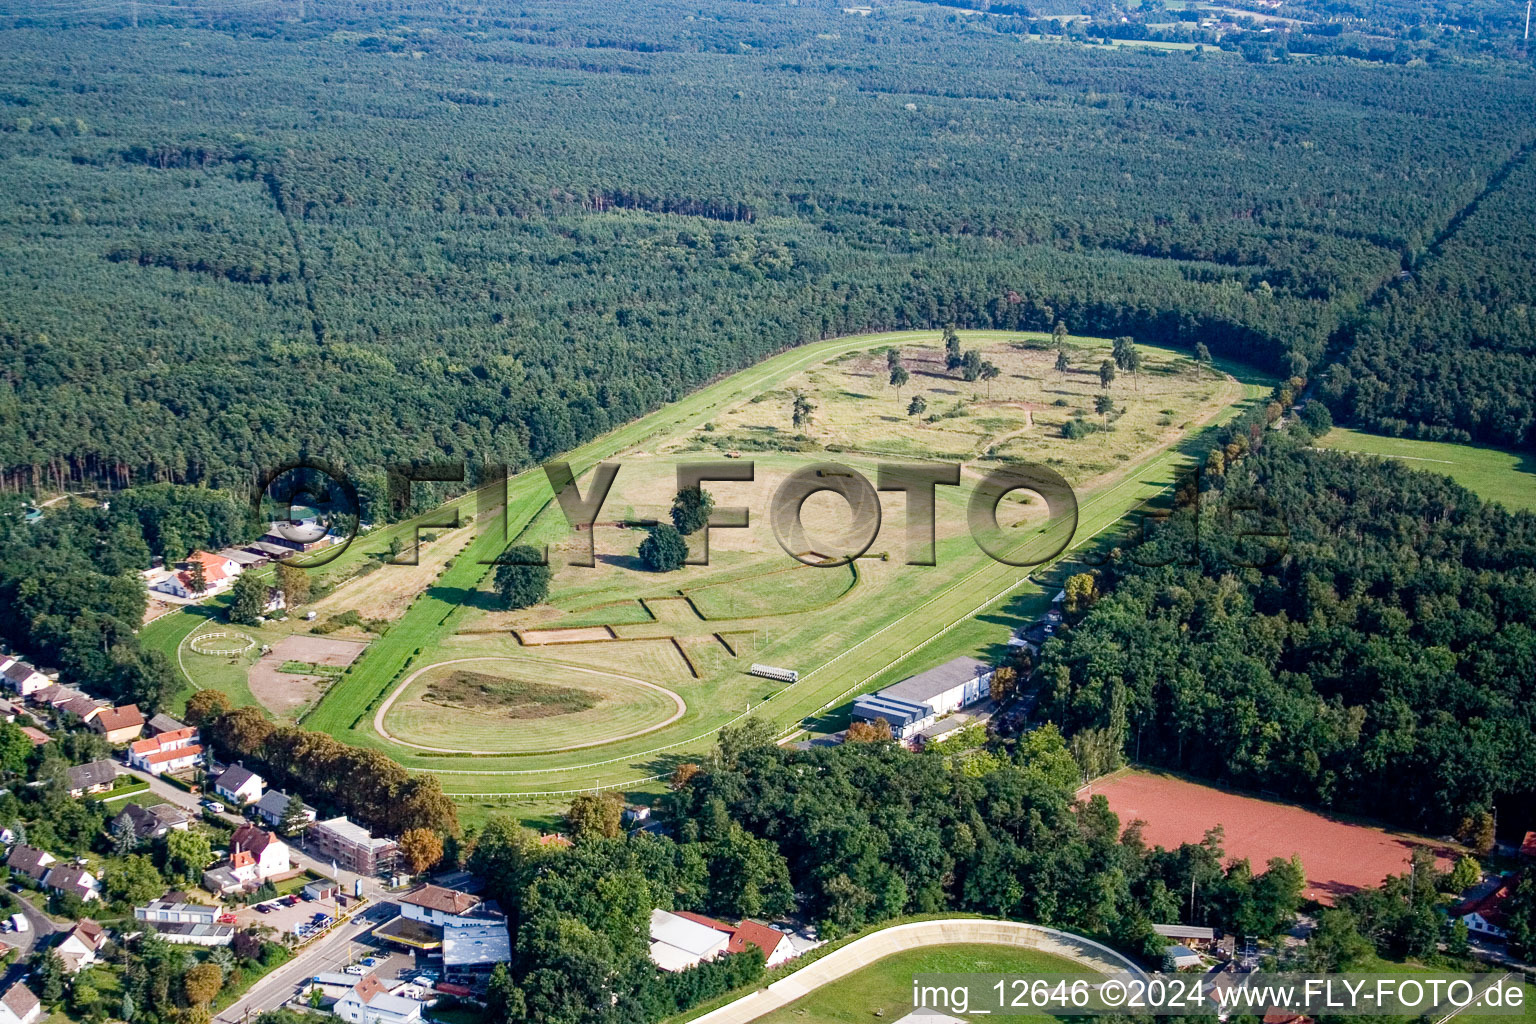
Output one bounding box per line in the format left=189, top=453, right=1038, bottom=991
left=146, top=713, right=188, bottom=736
left=253, top=789, right=315, bottom=831
left=128, top=728, right=202, bottom=774
left=332, top=974, right=424, bottom=1024
left=112, top=802, right=191, bottom=842
left=65, top=759, right=118, bottom=797
left=648, top=909, right=731, bottom=972
left=670, top=911, right=797, bottom=968
left=309, top=817, right=397, bottom=875
left=152, top=551, right=241, bottom=599
left=43, top=864, right=101, bottom=902
left=5, top=845, right=55, bottom=883
left=0, top=661, right=48, bottom=698
left=211, top=765, right=264, bottom=804
left=229, top=824, right=291, bottom=881
left=1454, top=877, right=1518, bottom=939
left=86, top=704, right=144, bottom=744
left=55, top=696, right=101, bottom=722
left=0, top=983, right=40, bottom=1024
left=30, top=684, right=86, bottom=709
left=17, top=727, right=49, bottom=748
left=55, top=920, right=107, bottom=973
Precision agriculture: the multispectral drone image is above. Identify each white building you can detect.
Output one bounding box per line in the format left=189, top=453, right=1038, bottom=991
left=0, top=983, right=40, bottom=1024
left=254, top=789, right=316, bottom=831
left=229, top=824, right=291, bottom=881
left=56, top=921, right=107, bottom=973
left=648, top=909, right=730, bottom=972
left=211, top=765, right=265, bottom=804
left=398, top=885, right=484, bottom=927
left=333, top=974, right=424, bottom=1024
left=849, top=656, right=994, bottom=740
left=128, top=728, right=201, bottom=773
left=0, top=660, right=48, bottom=698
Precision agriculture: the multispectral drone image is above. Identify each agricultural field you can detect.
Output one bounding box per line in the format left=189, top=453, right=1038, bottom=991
left=152, top=328, right=1269, bottom=810
left=1314, top=428, right=1536, bottom=512
left=1086, top=770, right=1458, bottom=905
left=754, top=945, right=1087, bottom=1024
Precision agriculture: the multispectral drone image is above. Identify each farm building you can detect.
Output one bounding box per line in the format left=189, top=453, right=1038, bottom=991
left=648, top=909, right=731, bottom=972
left=1453, top=877, right=1518, bottom=938
left=848, top=693, right=934, bottom=740
left=849, top=656, right=994, bottom=740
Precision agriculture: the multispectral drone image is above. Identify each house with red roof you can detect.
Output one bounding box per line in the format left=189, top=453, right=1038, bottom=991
left=669, top=911, right=797, bottom=968
left=128, top=727, right=202, bottom=774
left=1452, top=876, right=1519, bottom=939
left=151, top=551, right=241, bottom=599
left=85, top=703, right=144, bottom=745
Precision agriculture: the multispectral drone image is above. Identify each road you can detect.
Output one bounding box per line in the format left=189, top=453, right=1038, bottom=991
left=118, top=765, right=386, bottom=899
left=213, top=901, right=398, bottom=1024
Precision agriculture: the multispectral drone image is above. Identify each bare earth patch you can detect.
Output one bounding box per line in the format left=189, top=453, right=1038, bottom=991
left=248, top=635, right=369, bottom=719
left=516, top=626, right=617, bottom=644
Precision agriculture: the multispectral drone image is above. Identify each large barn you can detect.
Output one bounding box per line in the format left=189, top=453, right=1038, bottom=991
left=849, top=656, right=994, bottom=740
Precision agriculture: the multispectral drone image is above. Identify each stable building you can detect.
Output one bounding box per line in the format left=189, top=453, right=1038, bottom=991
left=849, top=656, right=995, bottom=740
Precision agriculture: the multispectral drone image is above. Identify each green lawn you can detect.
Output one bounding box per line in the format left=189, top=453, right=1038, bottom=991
left=1316, top=428, right=1536, bottom=513
left=756, top=945, right=1088, bottom=1024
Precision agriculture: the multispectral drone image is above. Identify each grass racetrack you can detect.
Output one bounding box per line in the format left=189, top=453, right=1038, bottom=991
left=378, top=658, right=685, bottom=755
left=149, top=329, right=1272, bottom=810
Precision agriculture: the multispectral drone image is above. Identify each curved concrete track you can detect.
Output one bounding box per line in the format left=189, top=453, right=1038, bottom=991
left=688, top=918, right=1148, bottom=1024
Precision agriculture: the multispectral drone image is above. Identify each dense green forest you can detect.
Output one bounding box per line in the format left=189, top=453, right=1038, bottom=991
left=1323, top=149, right=1536, bottom=448
left=0, top=0, right=1533, bottom=496
left=1039, top=419, right=1536, bottom=834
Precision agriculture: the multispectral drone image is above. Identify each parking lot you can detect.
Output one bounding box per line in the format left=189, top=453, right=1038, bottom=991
left=236, top=893, right=347, bottom=937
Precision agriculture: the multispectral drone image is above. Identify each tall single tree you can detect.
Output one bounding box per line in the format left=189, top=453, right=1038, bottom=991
left=907, top=394, right=928, bottom=421
left=187, top=559, right=208, bottom=596
left=1095, top=393, right=1115, bottom=431
left=493, top=545, right=551, bottom=609
left=980, top=360, right=1001, bottom=398
left=638, top=524, right=688, bottom=572
left=228, top=572, right=266, bottom=624
left=791, top=390, right=815, bottom=430
left=1052, top=320, right=1069, bottom=346
left=1055, top=348, right=1070, bottom=376
left=1099, top=359, right=1116, bottom=390
left=275, top=562, right=310, bottom=608
left=889, top=364, right=910, bottom=403
left=670, top=485, right=715, bottom=535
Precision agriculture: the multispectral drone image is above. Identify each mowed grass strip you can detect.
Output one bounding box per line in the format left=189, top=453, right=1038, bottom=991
left=1315, top=427, right=1536, bottom=512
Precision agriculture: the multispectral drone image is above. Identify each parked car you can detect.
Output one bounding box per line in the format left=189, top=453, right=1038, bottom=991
left=201, top=800, right=222, bottom=813
left=255, top=903, right=273, bottom=914
left=359, top=957, right=379, bottom=968
left=282, top=895, right=300, bottom=907
left=344, top=965, right=366, bottom=976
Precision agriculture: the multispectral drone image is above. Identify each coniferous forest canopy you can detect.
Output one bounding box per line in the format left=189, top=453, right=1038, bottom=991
left=0, top=0, right=1534, bottom=501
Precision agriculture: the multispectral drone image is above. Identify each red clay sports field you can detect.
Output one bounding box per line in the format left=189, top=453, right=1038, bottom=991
left=1087, top=770, right=1456, bottom=904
